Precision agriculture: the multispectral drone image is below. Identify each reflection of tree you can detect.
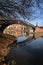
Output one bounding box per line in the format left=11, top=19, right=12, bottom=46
left=0, top=0, right=43, bottom=20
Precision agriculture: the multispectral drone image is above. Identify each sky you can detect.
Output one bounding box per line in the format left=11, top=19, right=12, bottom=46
left=28, top=0, right=43, bottom=26
left=29, top=10, right=43, bottom=26
left=17, top=9, right=43, bottom=26
left=18, top=8, right=43, bottom=26
left=17, top=0, right=43, bottom=26
left=0, top=0, right=43, bottom=26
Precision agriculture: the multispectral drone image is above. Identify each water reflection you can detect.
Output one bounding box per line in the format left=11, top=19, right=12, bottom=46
left=0, top=32, right=42, bottom=65
left=6, top=34, right=43, bottom=65
left=8, top=33, right=43, bottom=48
left=17, top=36, right=28, bottom=43
left=8, top=35, right=33, bottom=48
left=34, top=33, right=43, bottom=38
left=29, top=37, right=43, bottom=48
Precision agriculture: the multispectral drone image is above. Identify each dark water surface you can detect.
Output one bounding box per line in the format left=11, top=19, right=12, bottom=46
left=6, top=34, right=43, bottom=65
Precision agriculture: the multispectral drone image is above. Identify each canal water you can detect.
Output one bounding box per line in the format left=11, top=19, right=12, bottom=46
left=8, top=33, right=34, bottom=48
left=5, top=33, right=43, bottom=65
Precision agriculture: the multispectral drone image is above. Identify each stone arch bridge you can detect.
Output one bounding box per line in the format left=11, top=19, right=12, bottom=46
left=0, top=20, right=35, bottom=33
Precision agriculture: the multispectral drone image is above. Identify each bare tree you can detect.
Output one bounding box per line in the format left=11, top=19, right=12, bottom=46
left=0, top=0, right=43, bottom=20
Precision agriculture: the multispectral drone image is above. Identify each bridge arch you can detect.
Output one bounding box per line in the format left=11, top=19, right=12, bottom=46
left=3, top=24, right=26, bottom=37
left=0, top=20, right=26, bottom=32
left=0, top=20, right=35, bottom=37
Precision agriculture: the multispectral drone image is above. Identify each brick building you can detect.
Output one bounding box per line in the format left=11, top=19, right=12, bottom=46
left=35, top=26, right=43, bottom=38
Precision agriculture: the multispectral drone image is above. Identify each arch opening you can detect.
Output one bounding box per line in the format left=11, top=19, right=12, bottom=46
left=3, top=24, right=27, bottom=38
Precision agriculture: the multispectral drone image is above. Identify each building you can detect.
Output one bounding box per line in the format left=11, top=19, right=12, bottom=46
left=35, top=26, right=43, bottom=38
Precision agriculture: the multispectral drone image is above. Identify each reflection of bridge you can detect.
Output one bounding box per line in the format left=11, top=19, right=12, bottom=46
left=0, top=20, right=35, bottom=32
